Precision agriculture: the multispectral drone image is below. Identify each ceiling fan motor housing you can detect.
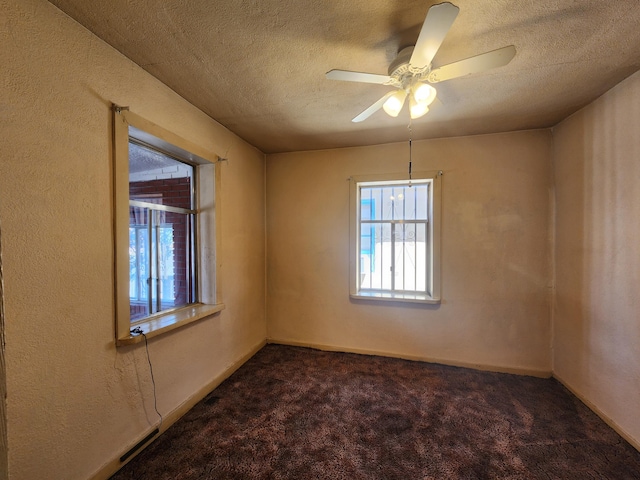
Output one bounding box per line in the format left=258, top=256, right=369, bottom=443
left=388, top=46, right=415, bottom=76
left=388, top=46, right=431, bottom=89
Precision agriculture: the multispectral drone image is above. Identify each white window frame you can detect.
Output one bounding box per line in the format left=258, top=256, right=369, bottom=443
left=113, top=107, right=224, bottom=345
left=349, top=171, right=442, bottom=304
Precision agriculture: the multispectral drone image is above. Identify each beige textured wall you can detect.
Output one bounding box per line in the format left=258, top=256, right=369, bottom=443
left=5, top=0, right=637, bottom=477
left=552, top=70, right=640, bottom=448
left=267, top=130, right=553, bottom=374
left=0, top=1, right=265, bottom=479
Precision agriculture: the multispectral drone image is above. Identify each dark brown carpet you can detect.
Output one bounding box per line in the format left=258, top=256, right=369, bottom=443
left=111, top=344, right=640, bottom=479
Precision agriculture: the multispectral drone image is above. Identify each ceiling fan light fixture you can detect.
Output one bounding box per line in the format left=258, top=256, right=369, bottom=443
left=326, top=3, right=516, bottom=124
left=409, top=96, right=430, bottom=119
left=412, top=82, right=437, bottom=107
left=382, top=90, right=407, bottom=117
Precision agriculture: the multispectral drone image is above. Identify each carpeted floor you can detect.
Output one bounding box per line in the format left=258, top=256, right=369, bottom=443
left=111, top=344, right=640, bottom=479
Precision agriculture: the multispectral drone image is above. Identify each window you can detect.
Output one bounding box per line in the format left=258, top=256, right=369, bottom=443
left=350, top=172, right=441, bottom=303
left=113, top=107, right=224, bottom=344
left=128, top=145, right=196, bottom=321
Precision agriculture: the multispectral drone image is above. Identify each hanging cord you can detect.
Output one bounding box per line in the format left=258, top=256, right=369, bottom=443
left=0, top=217, right=7, bottom=456
left=0, top=219, right=5, bottom=352
left=408, top=123, right=413, bottom=187
left=141, top=332, right=163, bottom=430
left=131, top=327, right=163, bottom=430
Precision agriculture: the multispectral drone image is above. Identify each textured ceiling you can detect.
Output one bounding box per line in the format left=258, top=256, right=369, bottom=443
left=48, top=0, right=640, bottom=154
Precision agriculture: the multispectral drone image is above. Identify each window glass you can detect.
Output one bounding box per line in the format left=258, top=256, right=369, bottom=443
left=128, top=141, right=196, bottom=322
left=359, top=182, right=429, bottom=294
left=129, top=142, right=194, bottom=209
left=351, top=173, right=441, bottom=304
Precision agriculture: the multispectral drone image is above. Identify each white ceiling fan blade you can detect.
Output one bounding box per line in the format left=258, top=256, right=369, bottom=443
left=427, top=45, right=516, bottom=83
left=326, top=69, right=391, bottom=85
left=409, top=2, right=459, bottom=69
left=352, top=91, right=397, bottom=123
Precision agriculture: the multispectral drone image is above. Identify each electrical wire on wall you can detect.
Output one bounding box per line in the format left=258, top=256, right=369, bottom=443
left=118, top=326, right=163, bottom=463
left=131, top=327, right=163, bottom=431
left=0, top=220, right=5, bottom=352
left=0, top=217, right=8, bottom=477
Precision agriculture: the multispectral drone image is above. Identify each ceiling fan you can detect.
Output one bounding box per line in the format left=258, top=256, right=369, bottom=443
left=326, top=2, right=516, bottom=123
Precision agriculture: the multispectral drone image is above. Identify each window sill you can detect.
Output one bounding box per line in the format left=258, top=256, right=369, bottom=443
left=350, top=291, right=440, bottom=305
left=116, top=303, right=225, bottom=346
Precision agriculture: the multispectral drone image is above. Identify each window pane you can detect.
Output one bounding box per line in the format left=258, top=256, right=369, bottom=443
left=390, top=223, right=428, bottom=293
left=414, top=183, right=429, bottom=220
left=359, top=219, right=376, bottom=289
left=360, top=194, right=374, bottom=221
left=402, top=186, right=416, bottom=220
left=361, top=183, right=430, bottom=222
left=129, top=205, right=150, bottom=321
left=357, top=180, right=432, bottom=295
left=129, top=141, right=194, bottom=210
left=381, top=187, right=395, bottom=221
left=379, top=223, right=393, bottom=290
left=415, top=224, right=427, bottom=292
left=394, top=223, right=410, bottom=291
left=150, top=215, right=158, bottom=312
left=128, top=141, right=196, bottom=323
left=371, top=187, right=383, bottom=221
left=353, top=175, right=439, bottom=301
left=159, top=212, right=194, bottom=308
left=129, top=206, right=195, bottom=321
left=359, top=223, right=395, bottom=291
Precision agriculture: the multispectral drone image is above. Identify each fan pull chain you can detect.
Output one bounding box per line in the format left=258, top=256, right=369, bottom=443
left=408, top=124, right=413, bottom=187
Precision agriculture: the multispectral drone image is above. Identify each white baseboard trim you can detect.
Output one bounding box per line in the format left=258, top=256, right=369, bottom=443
left=553, top=372, right=640, bottom=452
left=267, top=338, right=552, bottom=378
left=91, top=338, right=266, bottom=480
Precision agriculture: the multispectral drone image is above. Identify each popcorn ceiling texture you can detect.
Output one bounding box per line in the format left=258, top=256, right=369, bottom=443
left=48, top=0, right=640, bottom=153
